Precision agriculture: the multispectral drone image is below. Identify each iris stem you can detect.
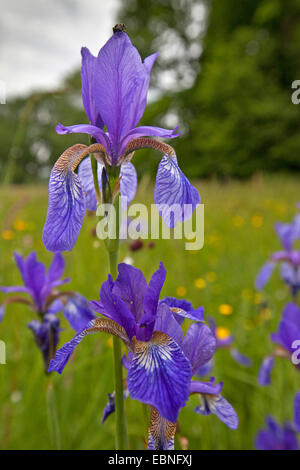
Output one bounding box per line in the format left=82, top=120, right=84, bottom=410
left=90, top=154, right=101, bottom=204
left=108, top=249, right=129, bottom=450
left=46, top=380, right=61, bottom=450
left=107, top=193, right=128, bottom=450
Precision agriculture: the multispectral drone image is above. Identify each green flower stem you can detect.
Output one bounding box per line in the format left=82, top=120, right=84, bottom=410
left=46, top=379, right=61, bottom=450
left=90, top=154, right=101, bottom=204
left=91, top=151, right=128, bottom=449
left=108, top=250, right=129, bottom=450
left=107, top=194, right=129, bottom=450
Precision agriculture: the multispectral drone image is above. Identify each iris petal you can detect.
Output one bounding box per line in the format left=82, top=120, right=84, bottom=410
left=99, top=274, right=136, bottom=340
left=61, top=293, right=95, bottom=332
left=48, top=317, right=131, bottom=374
left=120, top=162, right=137, bottom=207
left=294, top=392, right=300, bottom=433
left=56, top=123, right=110, bottom=150
left=112, top=263, right=147, bottom=322
left=43, top=144, right=90, bottom=252
left=154, top=155, right=200, bottom=228
left=182, top=323, right=216, bottom=375
left=139, top=262, right=166, bottom=341
left=154, top=303, right=183, bottom=345
left=255, top=261, right=276, bottom=290
left=93, top=32, right=156, bottom=156
left=78, top=158, right=103, bottom=211
left=120, top=125, right=180, bottom=153
left=127, top=331, right=192, bottom=422
left=258, top=356, right=274, bottom=386
left=81, top=47, right=103, bottom=128
left=148, top=407, right=176, bottom=450
left=195, top=394, right=239, bottom=430
left=47, top=252, right=65, bottom=284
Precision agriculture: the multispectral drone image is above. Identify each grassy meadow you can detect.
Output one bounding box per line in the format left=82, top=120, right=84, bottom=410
left=0, top=174, right=299, bottom=450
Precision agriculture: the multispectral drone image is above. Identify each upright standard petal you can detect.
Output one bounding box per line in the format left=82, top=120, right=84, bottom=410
left=47, top=252, right=65, bottom=285
left=100, top=274, right=136, bottom=340
left=154, top=155, right=200, bottom=228
left=148, top=407, right=176, bottom=450
left=127, top=332, right=192, bottom=422
left=138, top=262, right=166, bottom=341
left=112, top=263, right=147, bottom=322
left=181, top=323, right=216, bottom=375
left=81, top=47, right=103, bottom=128
left=154, top=303, right=183, bottom=345
left=93, top=32, right=155, bottom=156
left=43, top=145, right=89, bottom=252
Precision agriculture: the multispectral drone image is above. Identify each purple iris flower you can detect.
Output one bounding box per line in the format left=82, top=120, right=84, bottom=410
left=258, top=302, right=300, bottom=386
left=42, top=30, right=200, bottom=252
left=294, top=392, right=300, bottom=433
left=256, top=416, right=298, bottom=450
left=48, top=262, right=237, bottom=449
left=102, top=389, right=129, bottom=424
left=0, top=251, right=95, bottom=370
left=196, top=317, right=252, bottom=377
left=256, top=219, right=300, bottom=297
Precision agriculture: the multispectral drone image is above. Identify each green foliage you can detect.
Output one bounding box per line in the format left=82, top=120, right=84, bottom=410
left=0, top=176, right=299, bottom=449
left=1, top=0, right=300, bottom=182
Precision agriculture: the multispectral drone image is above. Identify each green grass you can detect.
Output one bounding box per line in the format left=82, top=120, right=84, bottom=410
left=0, top=174, right=299, bottom=450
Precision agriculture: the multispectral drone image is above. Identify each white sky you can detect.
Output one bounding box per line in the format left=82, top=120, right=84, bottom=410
left=0, top=0, right=119, bottom=98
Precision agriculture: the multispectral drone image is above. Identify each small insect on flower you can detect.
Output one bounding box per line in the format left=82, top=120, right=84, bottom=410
left=43, top=29, right=200, bottom=252
left=0, top=251, right=95, bottom=372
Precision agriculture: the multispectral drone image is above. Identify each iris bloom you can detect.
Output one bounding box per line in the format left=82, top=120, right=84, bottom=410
left=0, top=251, right=95, bottom=370
left=256, top=416, right=298, bottom=450
left=48, top=263, right=237, bottom=449
left=258, top=302, right=300, bottom=385
left=43, top=31, right=200, bottom=252
left=196, top=317, right=252, bottom=376
left=295, top=392, right=300, bottom=433
left=256, top=219, right=300, bottom=297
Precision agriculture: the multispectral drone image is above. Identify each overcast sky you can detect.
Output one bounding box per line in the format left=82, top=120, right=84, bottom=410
left=0, top=0, right=119, bottom=98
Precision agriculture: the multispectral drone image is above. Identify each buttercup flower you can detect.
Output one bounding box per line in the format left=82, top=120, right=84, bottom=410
left=256, top=416, right=298, bottom=450
left=258, top=302, right=300, bottom=385
left=0, top=251, right=95, bottom=370
left=43, top=30, right=200, bottom=252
